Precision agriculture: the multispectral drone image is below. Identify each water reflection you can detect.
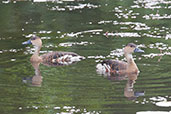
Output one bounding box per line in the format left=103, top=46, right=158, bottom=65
left=23, top=61, right=42, bottom=87
left=23, top=56, right=80, bottom=86
left=97, top=70, right=145, bottom=100
left=124, top=73, right=145, bottom=100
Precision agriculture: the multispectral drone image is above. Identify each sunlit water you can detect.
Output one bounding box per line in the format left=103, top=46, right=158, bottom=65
left=0, top=0, right=171, bottom=114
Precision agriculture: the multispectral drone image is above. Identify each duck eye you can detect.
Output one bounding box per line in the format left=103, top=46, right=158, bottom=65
left=130, top=45, right=136, bottom=48
left=31, top=37, right=36, bottom=40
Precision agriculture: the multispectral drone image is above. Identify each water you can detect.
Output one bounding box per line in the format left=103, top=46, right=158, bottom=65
left=0, top=0, right=171, bottom=114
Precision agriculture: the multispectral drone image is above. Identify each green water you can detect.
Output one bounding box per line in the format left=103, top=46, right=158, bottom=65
left=0, top=0, right=171, bottom=114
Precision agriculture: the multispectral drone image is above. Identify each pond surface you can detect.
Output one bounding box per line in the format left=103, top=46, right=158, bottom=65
left=0, top=0, right=171, bottom=114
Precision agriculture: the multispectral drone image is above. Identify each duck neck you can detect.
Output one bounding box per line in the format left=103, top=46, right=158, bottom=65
left=31, top=46, right=42, bottom=62
left=125, top=53, right=134, bottom=64
left=34, top=46, right=41, bottom=56
left=125, top=53, right=138, bottom=72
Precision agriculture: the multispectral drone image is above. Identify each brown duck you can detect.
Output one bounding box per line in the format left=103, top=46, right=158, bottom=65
left=22, top=36, right=84, bottom=66
left=96, top=43, right=144, bottom=75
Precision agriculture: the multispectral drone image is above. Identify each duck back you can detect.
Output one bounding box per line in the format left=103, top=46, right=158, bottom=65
left=96, top=60, right=127, bottom=74
left=41, top=51, right=84, bottom=66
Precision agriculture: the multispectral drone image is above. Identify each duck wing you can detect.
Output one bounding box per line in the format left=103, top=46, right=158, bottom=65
left=96, top=59, right=127, bottom=75
left=40, top=51, right=84, bottom=66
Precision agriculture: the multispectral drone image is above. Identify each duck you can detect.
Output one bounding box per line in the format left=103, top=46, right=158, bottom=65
left=22, top=36, right=85, bottom=66
left=96, top=43, right=144, bottom=75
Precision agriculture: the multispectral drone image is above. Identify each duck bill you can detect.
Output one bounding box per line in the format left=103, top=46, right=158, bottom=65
left=22, top=39, right=32, bottom=45
left=134, top=48, right=144, bottom=53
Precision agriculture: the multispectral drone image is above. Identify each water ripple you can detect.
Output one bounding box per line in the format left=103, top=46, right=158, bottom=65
left=114, top=6, right=139, bottom=19
left=34, top=0, right=77, bottom=2
left=137, top=111, right=171, bottom=114
left=0, top=48, right=23, bottom=54
left=134, top=96, right=171, bottom=108
left=104, top=32, right=141, bottom=37
left=142, top=42, right=171, bottom=59
left=18, top=105, right=101, bottom=114
left=49, top=3, right=100, bottom=11
left=143, top=14, right=171, bottom=20
left=98, top=21, right=150, bottom=31
left=59, top=41, right=94, bottom=47
left=66, top=29, right=103, bottom=37
left=133, top=0, right=171, bottom=9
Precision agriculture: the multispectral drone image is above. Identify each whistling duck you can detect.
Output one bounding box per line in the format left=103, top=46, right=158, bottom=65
left=22, top=36, right=84, bottom=66
left=96, top=43, right=144, bottom=75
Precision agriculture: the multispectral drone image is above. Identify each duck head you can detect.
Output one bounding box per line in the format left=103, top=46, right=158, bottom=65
left=124, top=43, right=144, bottom=54
left=22, top=36, right=42, bottom=47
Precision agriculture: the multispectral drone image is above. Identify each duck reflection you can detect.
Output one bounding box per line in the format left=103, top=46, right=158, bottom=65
left=124, top=73, right=145, bottom=100
left=23, top=61, right=42, bottom=87
left=23, top=58, right=80, bottom=87
left=97, top=70, right=145, bottom=100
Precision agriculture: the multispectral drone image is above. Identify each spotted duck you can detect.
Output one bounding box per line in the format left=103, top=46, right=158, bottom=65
left=22, top=36, right=85, bottom=66
left=96, top=43, right=144, bottom=75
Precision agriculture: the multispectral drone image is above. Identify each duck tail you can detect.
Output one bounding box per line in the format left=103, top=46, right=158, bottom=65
left=70, top=55, right=85, bottom=62
left=96, top=60, right=111, bottom=75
